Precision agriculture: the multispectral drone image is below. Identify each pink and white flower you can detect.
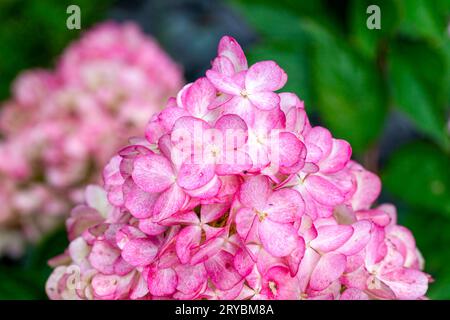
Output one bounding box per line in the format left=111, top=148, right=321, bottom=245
left=46, top=35, right=429, bottom=300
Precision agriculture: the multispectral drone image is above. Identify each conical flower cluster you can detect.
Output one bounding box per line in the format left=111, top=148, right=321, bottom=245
left=46, top=36, right=429, bottom=300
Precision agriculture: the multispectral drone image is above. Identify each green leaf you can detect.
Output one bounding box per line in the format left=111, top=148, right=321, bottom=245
left=231, top=1, right=308, bottom=42
left=349, top=0, right=399, bottom=59
left=0, top=0, right=113, bottom=100
left=310, top=24, right=387, bottom=153
left=382, top=142, right=450, bottom=218
left=388, top=41, right=449, bottom=149
left=0, top=265, right=44, bottom=299
left=396, top=0, right=450, bottom=43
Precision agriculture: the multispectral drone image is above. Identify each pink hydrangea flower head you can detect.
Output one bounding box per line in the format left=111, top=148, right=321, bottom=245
left=46, top=36, right=429, bottom=300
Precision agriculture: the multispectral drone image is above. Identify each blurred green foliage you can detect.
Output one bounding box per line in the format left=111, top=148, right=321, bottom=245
left=0, top=0, right=112, bottom=100
left=232, top=0, right=450, bottom=298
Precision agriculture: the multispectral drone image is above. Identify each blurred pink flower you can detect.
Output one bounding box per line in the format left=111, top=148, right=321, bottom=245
left=0, top=22, right=183, bottom=257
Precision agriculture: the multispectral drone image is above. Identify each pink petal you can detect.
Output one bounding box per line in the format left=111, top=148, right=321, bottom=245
left=319, top=139, right=352, bottom=174
left=66, top=205, right=104, bottom=241
left=201, top=203, right=229, bottom=224
left=191, top=236, right=226, bottom=265
left=216, top=149, right=252, bottom=175
left=183, top=174, right=221, bottom=199
left=217, top=36, right=248, bottom=72
left=365, top=226, right=387, bottom=269
left=261, top=266, right=299, bottom=300
left=221, top=96, right=254, bottom=125
left=152, top=184, right=187, bottom=222
left=121, top=238, right=158, bottom=267
left=138, top=218, right=167, bottom=236
left=265, top=188, right=304, bottom=223
left=356, top=208, right=391, bottom=227
left=147, top=268, right=177, bottom=297
left=234, top=248, right=255, bottom=277
left=305, top=127, right=333, bottom=160
left=123, top=178, right=158, bottom=219
left=160, top=210, right=199, bottom=226
left=204, top=250, right=243, bottom=290
left=248, top=91, right=280, bottom=110
left=211, top=56, right=236, bottom=76
left=91, top=273, right=133, bottom=300
left=380, top=268, right=429, bottom=300
left=206, top=70, right=242, bottom=95
left=309, top=225, right=354, bottom=253
left=171, top=116, right=210, bottom=156
left=235, top=208, right=258, bottom=241
left=337, top=220, right=372, bottom=255
left=304, top=175, right=345, bottom=206
left=297, top=248, right=321, bottom=292
left=132, top=154, right=174, bottom=193
left=286, top=237, right=306, bottom=276
left=158, top=106, right=190, bottom=131
left=309, top=253, right=346, bottom=291
left=89, top=240, right=120, bottom=275
left=239, top=175, right=271, bottom=209
left=176, top=225, right=201, bottom=264
left=214, top=114, right=248, bottom=146
left=258, top=220, right=298, bottom=257
left=174, top=263, right=207, bottom=295
left=115, top=225, right=146, bottom=250
left=340, top=288, right=369, bottom=300
left=277, top=132, right=306, bottom=170
left=177, top=162, right=216, bottom=190
left=349, top=161, right=382, bottom=211
left=184, top=77, right=216, bottom=117
left=245, top=61, right=286, bottom=92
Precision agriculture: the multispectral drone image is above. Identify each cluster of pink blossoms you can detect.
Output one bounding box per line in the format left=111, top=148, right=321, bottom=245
left=0, top=22, right=182, bottom=256
left=46, top=36, right=430, bottom=300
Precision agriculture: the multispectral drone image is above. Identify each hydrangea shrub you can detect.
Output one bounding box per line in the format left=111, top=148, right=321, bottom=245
left=0, top=22, right=183, bottom=257
left=46, top=36, right=430, bottom=300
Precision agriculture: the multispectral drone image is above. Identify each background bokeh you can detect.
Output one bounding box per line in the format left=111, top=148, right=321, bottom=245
left=0, top=0, right=449, bottom=299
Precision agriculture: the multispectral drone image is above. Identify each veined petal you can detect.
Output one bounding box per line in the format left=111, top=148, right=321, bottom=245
left=132, top=154, right=174, bottom=193
left=176, top=225, right=202, bottom=264
left=245, top=61, right=286, bottom=92
left=147, top=268, right=177, bottom=297
left=310, top=253, right=346, bottom=291
left=121, top=238, right=158, bottom=267
left=310, top=225, right=354, bottom=253
left=304, top=175, right=345, bottom=206
left=380, top=268, right=429, bottom=300
left=184, top=77, right=216, bottom=118
left=217, top=36, right=248, bottom=72
left=248, top=91, right=280, bottom=110
left=258, top=220, right=297, bottom=257
left=319, top=139, right=352, bottom=174
left=152, top=184, right=186, bottom=222
left=265, top=188, right=304, bottom=223
left=204, top=250, right=243, bottom=290
left=177, top=162, right=216, bottom=190
left=206, top=70, right=242, bottom=95
left=123, top=178, right=158, bottom=219
left=239, top=175, right=271, bottom=209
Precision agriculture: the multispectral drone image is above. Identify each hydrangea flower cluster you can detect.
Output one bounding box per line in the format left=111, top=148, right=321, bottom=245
left=0, top=22, right=182, bottom=257
left=46, top=36, right=429, bottom=300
